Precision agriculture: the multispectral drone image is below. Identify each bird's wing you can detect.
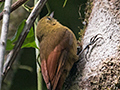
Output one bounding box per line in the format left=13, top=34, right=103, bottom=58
left=41, top=29, right=74, bottom=90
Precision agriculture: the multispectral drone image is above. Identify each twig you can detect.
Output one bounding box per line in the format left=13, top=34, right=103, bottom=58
left=0, top=0, right=28, bottom=20
left=34, top=0, right=43, bottom=89
left=2, top=0, right=47, bottom=81
left=0, top=0, right=12, bottom=89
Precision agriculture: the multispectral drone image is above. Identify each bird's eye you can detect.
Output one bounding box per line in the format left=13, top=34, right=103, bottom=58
left=47, top=17, right=51, bottom=20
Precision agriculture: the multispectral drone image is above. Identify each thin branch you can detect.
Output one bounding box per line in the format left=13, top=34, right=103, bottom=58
left=2, top=0, right=48, bottom=81
left=33, top=0, right=43, bottom=89
left=0, top=0, right=28, bottom=20
left=0, top=0, right=12, bottom=89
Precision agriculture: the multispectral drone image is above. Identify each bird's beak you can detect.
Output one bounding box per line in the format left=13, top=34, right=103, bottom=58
left=50, top=12, right=54, bottom=18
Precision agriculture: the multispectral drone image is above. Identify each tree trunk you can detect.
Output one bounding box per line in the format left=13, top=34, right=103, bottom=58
left=64, top=0, right=120, bottom=90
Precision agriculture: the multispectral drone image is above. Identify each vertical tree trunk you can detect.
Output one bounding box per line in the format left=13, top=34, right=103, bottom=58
left=64, top=0, right=120, bottom=90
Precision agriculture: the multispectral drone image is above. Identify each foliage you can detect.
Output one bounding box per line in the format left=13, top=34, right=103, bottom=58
left=6, top=20, right=38, bottom=51
left=0, top=2, right=4, bottom=12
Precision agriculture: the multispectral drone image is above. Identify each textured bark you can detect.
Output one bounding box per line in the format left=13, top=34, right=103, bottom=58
left=64, top=0, right=120, bottom=90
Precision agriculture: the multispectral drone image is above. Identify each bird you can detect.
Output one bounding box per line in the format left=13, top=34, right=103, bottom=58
left=36, top=12, right=78, bottom=90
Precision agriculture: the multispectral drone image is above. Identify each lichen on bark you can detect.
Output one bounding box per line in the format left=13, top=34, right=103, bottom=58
left=64, top=0, right=120, bottom=90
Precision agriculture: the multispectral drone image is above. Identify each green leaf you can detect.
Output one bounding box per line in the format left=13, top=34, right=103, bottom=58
left=11, top=20, right=26, bottom=43
left=22, top=27, right=39, bottom=49
left=22, top=41, right=39, bottom=49
left=6, top=20, right=39, bottom=51
left=6, top=39, right=14, bottom=50
left=6, top=20, right=26, bottom=51
left=0, top=2, right=4, bottom=12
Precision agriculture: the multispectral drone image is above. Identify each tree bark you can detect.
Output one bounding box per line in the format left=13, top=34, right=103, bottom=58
left=64, top=0, right=120, bottom=90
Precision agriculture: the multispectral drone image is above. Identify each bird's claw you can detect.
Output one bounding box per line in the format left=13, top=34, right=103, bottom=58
left=78, top=34, right=103, bottom=62
left=89, top=34, right=103, bottom=45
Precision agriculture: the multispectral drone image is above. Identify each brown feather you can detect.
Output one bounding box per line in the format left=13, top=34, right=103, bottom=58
left=41, top=60, right=51, bottom=89
left=36, top=16, right=78, bottom=90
